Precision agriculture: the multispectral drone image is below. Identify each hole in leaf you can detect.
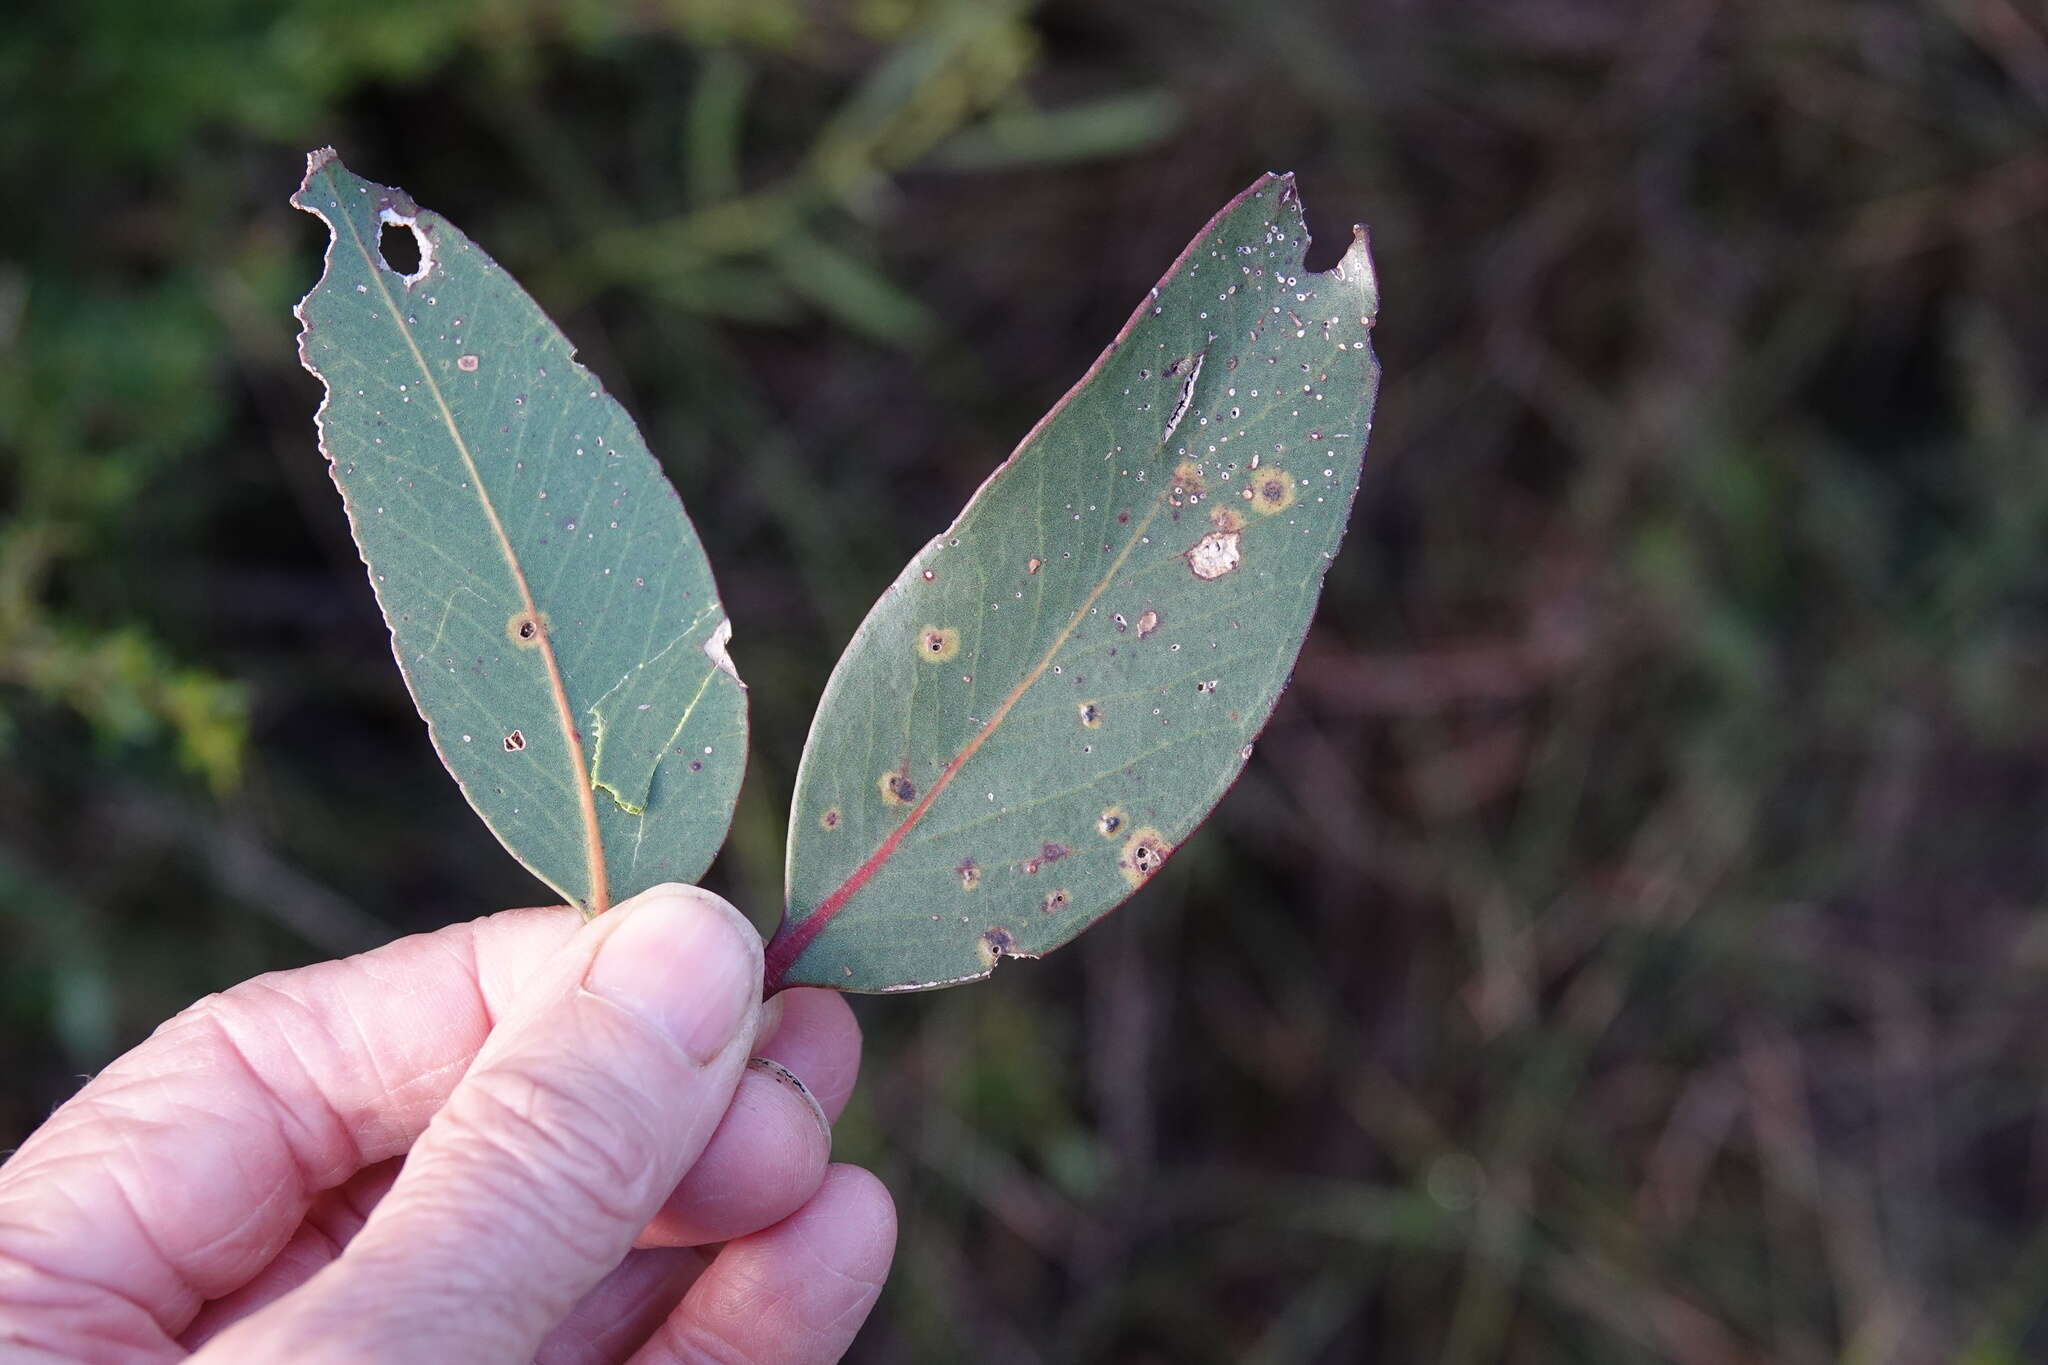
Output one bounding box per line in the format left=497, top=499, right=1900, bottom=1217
left=507, top=610, right=548, bottom=648
left=979, top=926, right=1016, bottom=964
left=379, top=220, right=421, bottom=277
left=1118, top=828, right=1171, bottom=888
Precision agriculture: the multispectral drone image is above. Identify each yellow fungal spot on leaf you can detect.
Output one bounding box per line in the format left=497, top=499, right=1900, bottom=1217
left=1041, top=888, right=1070, bottom=913
left=819, top=806, right=842, bottom=831
left=878, top=770, right=917, bottom=806
left=1027, top=557, right=1042, bottom=575
left=1251, top=468, right=1297, bottom=515
left=1136, top=608, right=1161, bottom=638
left=977, top=925, right=1016, bottom=970
left=1097, top=807, right=1126, bottom=838
left=1118, top=827, right=1172, bottom=888
left=1173, top=459, right=1206, bottom=495
left=1186, top=531, right=1243, bottom=580
left=507, top=610, right=550, bottom=647
left=1210, top=505, right=1244, bottom=533
left=1077, top=700, right=1103, bottom=729
left=957, top=858, right=981, bottom=891
left=917, top=625, right=960, bottom=663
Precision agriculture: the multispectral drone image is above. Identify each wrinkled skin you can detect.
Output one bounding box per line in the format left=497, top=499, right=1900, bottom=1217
left=0, top=885, right=894, bottom=1364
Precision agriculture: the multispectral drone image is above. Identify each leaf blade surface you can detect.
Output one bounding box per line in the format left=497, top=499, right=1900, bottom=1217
left=291, top=149, right=746, bottom=913
left=773, top=173, right=1379, bottom=991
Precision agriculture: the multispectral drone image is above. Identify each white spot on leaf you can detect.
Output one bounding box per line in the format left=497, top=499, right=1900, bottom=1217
left=1186, top=531, right=1243, bottom=580
left=702, top=617, right=743, bottom=687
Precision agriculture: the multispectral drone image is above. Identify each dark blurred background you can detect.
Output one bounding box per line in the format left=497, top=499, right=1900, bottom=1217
left=6, top=1, right=2048, bottom=1359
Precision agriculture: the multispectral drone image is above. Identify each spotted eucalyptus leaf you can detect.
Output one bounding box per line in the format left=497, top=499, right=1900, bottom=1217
left=291, top=149, right=746, bottom=915
left=770, top=173, right=1380, bottom=992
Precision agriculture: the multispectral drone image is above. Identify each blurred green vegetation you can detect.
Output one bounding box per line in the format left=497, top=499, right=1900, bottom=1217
left=5, top=0, right=2048, bottom=1360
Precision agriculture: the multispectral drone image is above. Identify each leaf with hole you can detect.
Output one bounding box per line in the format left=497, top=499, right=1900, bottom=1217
left=768, top=173, right=1380, bottom=992
left=291, top=149, right=746, bottom=915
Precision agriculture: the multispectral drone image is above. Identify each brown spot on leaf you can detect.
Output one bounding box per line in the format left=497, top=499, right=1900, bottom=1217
left=976, top=925, right=1017, bottom=970
left=1118, top=827, right=1172, bottom=888
left=819, top=807, right=842, bottom=831
left=507, top=610, right=549, bottom=647
left=1251, top=469, right=1297, bottom=515
left=1210, top=506, right=1244, bottom=533
left=502, top=730, right=526, bottom=752
left=1173, top=459, right=1206, bottom=496
left=1027, top=557, right=1042, bottom=575
left=1135, top=609, right=1161, bottom=638
left=457, top=354, right=480, bottom=372
left=878, top=770, right=917, bottom=806
left=1186, top=531, right=1243, bottom=580
left=1077, top=700, right=1103, bottom=729
left=1097, top=807, right=1126, bottom=838
left=1023, top=842, right=1069, bottom=876
left=917, top=625, right=960, bottom=663
left=956, top=858, right=981, bottom=891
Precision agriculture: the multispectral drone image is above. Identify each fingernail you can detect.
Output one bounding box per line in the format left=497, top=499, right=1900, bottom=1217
left=587, top=889, right=757, bottom=1064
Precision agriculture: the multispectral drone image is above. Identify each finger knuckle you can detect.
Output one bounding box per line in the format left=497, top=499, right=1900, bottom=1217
left=434, top=1060, right=667, bottom=1252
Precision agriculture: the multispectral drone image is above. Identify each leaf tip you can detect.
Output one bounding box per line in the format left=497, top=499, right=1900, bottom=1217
left=292, top=147, right=342, bottom=215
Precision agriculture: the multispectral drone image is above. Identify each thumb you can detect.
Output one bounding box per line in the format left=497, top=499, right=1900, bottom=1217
left=199, top=883, right=764, bottom=1365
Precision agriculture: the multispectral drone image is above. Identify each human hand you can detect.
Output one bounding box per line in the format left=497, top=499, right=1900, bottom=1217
left=0, top=884, right=894, bottom=1364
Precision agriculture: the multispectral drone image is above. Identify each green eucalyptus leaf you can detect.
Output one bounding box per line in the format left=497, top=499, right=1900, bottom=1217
left=291, top=149, right=746, bottom=915
left=771, top=173, right=1379, bottom=992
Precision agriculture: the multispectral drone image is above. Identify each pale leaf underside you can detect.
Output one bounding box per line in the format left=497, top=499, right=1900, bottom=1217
left=292, top=149, right=746, bottom=914
left=772, top=173, right=1380, bottom=992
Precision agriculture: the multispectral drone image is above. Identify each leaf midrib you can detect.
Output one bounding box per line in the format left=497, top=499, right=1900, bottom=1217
left=330, top=174, right=611, bottom=915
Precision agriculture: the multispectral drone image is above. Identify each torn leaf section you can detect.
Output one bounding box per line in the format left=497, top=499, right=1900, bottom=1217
left=589, top=608, right=736, bottom=815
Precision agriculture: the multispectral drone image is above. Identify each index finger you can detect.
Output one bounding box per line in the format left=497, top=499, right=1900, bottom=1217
left=0, top=905, right=581, bottom=1349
